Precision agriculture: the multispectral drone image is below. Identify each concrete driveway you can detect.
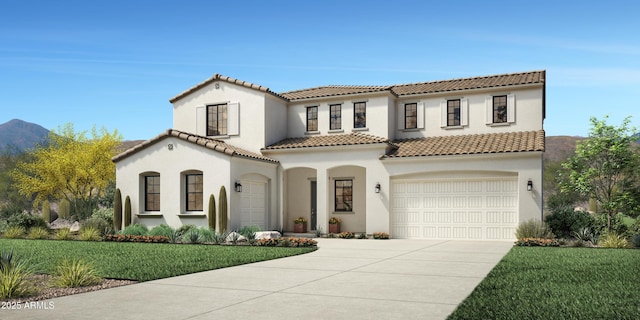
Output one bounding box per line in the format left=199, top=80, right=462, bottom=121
left=6, top=239, right=512, bottom=320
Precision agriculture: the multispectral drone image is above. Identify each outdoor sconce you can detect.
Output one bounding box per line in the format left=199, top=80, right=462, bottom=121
left=375, top=183, right=381, bottom=194
left=527, top=179, right=533, bottom=192
left=235, top=182, right=242, bottom=192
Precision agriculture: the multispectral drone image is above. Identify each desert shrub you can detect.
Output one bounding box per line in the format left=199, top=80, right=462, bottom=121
left=27, top=226, right=50, bottom=240
left=198, top=227, right=215, bottom=243
left=515, top=219, right=555, bottom=240
left=212, top=231, right=229, bottom=245
left=104, top=234, right=169, bottom=243
left=545, top=206, right=594, bottom=238
left=514, top=238, right=560, bottom=247
left=82, top=216, right=113, bottom=236
left=149, top=224, right=175, bottom=238
left=372, top=232, right=390, bottom=239
left=593, top=213, right=631, bottom=236
left=238, top=225, right=261, bottom=238
left=338, top=231, right=355, bottom=239
left=3, top=226, right=25, bottom=239
left=119, top=223, right=148, bottom=236
left=175, top=224, right=196, bottom=237
left=42, top=201, right=51, bottom=223
left=573, top=227, right=599, bottom=245
left=52, top=259, right=102, bottom=288
left=78, top=227, right=102, bottom=241
left=545, top=192, right=580, bottom=212
left=7, top=213, right=48, bottom=231
left=55, top=228, right=74, bottom=240
left=0, top=220, right=7, bottom=235
left=599, top=232, right=630, bottom=248
left=58, top=199, right=71, bottom=219
left=0, top=247, right=36, bottom=299
left=256, top=237, right=317, bottom=247
left=182, top=229, right=204, bottom=244
left=91, top=207, right=114, bottom=226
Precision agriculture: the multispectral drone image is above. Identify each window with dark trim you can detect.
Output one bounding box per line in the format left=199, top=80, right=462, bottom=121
left=447, top=99, right=461, bottom=126
left=207, top=104, right=227, bottom=136
left=404, top=103, right=417, bottom=129
left=354, top=102, right=366, bottom=128
left=144, top=175, right=160, bottom=211
left=306, top=106, right=318, bottom=131
left=185, top=174, right=203, bottom=211
left=330, top=104, right=342, bottom=130
left=335, top=179, right=353, bottom=212
left=493, top=95, right=507, bottom=123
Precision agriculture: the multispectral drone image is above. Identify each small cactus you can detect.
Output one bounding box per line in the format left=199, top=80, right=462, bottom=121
left=208, top=194, right=216, bottom=231
left=42, top=200, right=51, bottom=223
left=124, top=196, right=131, bottom=227
left=218, top=186, right=228, bottom=232
left=59, top=199, right=71, bottom=219
left=113, top=188, right=122, bottom=231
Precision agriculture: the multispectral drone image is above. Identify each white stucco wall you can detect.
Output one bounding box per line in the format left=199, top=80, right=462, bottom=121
left=171, top=81, right=269, bottom=153
left=264, top=95, right=288, bottom=146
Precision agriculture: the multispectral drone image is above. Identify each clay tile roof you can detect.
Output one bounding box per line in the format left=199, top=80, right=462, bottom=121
left=264, top=132, right=391, bottom=150
left=383, top=130, right=545, bottom=158
left=280, top=85, right=390, bottom=100
left=390, top=70, right=545, bottom=96
left=169, top=74, right=287, bottom=103
left=112, top=129, right=278, bottom=163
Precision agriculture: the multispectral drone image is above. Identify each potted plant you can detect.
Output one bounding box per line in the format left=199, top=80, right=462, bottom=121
left=328, top=217, right=341, bottom=234
left=294, top=216, right=307, bottom=233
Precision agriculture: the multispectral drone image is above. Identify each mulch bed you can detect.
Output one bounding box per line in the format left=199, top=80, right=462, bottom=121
left=2, top=274, right=137, bottom=303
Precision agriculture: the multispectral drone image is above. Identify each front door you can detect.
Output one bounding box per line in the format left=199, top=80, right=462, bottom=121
left=310, top=181, right=317, bottom=230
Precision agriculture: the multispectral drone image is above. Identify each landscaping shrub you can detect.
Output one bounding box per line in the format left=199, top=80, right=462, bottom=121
left=256, top=237, right=317, bottom=247
left=212, top=231, right=229, bottom=245
left=119, top=223, right=148, bottom=236
left=124, top=196, right=131, bottom=227
left=92, top=207, right=114, bottom=226
left=219, top=186, right=228, bottom=232
left=53, top=259, right=102, bottom=288
left=631, top=234, right=640, bottom=248
left=544, top=206, right=594, bottom=238
left=42, top=201, right=51, bottom=223
left=0, top=220, right=7, bottom=235
left=593, top=213, right=630, bottom=236
left=82, top=216, right=113, bottom=236
left=58, top=199, right=71, bottom=219
left=514, top=238, right=560, bottom=247
left=3, top=226, right=25, bottom=239
left=573, top=227, right=599, bottom=246
left=149, top=224, right=175, bottom=238
left=208, top=194, right=216, bottom=230
left=104, top=234, right=169, bottom=243
left=27, top=226, right=50, bottom=240
left=599, top=232, right=630, bottom=248
left=55, top=228, right=74, bottom=240
left=238, top=225, right=261, bottom=238
left=113, top=188, right=122, bottom=231
left=175, top=224, right=196, bottom=237
left=78, top=226, right=102, bottom=241
left=515, top=219, right=555, bottom=240
left=182, top=229, right=204, bottom=244
left=0, top=247, right=36, bottom=299
left=357, top=233, right=368, bottom=239
left=372, top=232, right=390, bottom=239
left=338, top=231, right=355, bottom=239
left=7, top=213, right=48, bottom=231
left=198, top=227, right=215, bottom=243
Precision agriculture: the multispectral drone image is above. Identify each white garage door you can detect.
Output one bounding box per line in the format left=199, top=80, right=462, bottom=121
left=240, top=181, right=267, bottom=230
left=391, top=178, right=518, bottom=240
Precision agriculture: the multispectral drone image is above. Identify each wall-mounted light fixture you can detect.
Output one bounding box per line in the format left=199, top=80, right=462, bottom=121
left=167, top=144, right=174, bottom=150
left=527, top=179, right=533, bottom=192
left=375, top=183, right=381, bottom=194
left=235, top=182, right=243, bottom=192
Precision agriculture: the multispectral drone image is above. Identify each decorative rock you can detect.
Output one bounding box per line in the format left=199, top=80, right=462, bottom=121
left=225, top=232, right=247, bottom=243
left=70, top=221, right=81, bottom=232
left=49, top=218, right=75, bottom=230
left=255, top=231, right=281, bottom=240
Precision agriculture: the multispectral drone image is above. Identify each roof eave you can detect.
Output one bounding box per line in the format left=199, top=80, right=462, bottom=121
left=393, top=82, right=545, bottom=98
left=286, top=90, right=397, bottom=103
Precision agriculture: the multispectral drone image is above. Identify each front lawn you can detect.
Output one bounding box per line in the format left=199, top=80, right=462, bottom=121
left=0, top=239, right=315, bottom=281
left=448, top=247, right=640, bottom=320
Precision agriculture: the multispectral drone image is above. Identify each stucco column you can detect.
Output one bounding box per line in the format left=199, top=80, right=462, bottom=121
left=316, top=168, right=328, bottom=233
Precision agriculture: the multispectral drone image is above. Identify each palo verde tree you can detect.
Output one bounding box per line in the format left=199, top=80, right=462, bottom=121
left=11, top=123, right=122, bottom=220
left=561, top=116, right=640, bottom=230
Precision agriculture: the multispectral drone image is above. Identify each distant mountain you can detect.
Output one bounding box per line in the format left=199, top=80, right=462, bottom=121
left=0, top=119, right=49, bottom=152
left=544, top=135, right=585, bottom=162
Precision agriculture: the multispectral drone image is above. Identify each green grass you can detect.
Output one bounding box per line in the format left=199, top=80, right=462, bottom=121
left=448, top=247, right=640, bottom=320
left=0, top=239, right=315, bottom=281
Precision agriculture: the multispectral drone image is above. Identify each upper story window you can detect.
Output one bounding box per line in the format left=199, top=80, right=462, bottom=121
left=185, top=174, right=203, bottom=211
left=354, top=102, right=366, bottom=128
left=335, top=179, right=353, bottom=212
left=493, top=95, right=508, bottom=123
left=330, top=104, right=342, bottom=130
left=447, top=99, right=461, bottom=126
left=144, top=175, right=160, bottom=211
left=404, top=103, right=418, bottom=129
left=207, top=104, right=227, bottom=136
left=307, top=106, right=318, bottom=132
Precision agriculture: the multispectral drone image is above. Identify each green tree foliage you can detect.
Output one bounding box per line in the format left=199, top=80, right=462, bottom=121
left=10, top=124, right=122, bottom=220
left=124, top=196, right=131, bottom=228
left=218, top=186, right=228, bottom=232
left=208, top=194, right=216, bottom=231
left=0, top=146, right=32, bottom=215
left=113, top=188, right=122, bottom=231
left=561, top=116, right=640, bottom=230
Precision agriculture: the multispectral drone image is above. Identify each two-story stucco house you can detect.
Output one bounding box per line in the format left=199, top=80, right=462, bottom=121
left=113, top=70, right=545, bottom=240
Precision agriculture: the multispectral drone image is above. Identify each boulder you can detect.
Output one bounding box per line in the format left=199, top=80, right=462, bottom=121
left=70, top=221, right=81, bottom=232
left=255, top=231, right=281, bottom=240
left=49, top=218, right=75, bottom=230
left=225, top=232, right=247, bottom=243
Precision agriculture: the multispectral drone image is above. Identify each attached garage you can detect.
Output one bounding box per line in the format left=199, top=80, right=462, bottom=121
left=391, top=177, right=519, bottom=240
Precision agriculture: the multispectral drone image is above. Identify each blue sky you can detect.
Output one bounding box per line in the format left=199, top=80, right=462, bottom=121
left=1, top=0, right=638, bottom=140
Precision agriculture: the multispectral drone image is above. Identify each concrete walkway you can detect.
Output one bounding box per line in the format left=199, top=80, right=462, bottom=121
left=6, top=239, right=512, bottom=320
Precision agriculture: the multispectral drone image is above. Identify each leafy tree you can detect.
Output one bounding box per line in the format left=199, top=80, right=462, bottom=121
left=10, top=124, right=122, bottom=220
left=0, top=146, right=33, bottom=214
left=561, top=116, right=640, bottom=230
